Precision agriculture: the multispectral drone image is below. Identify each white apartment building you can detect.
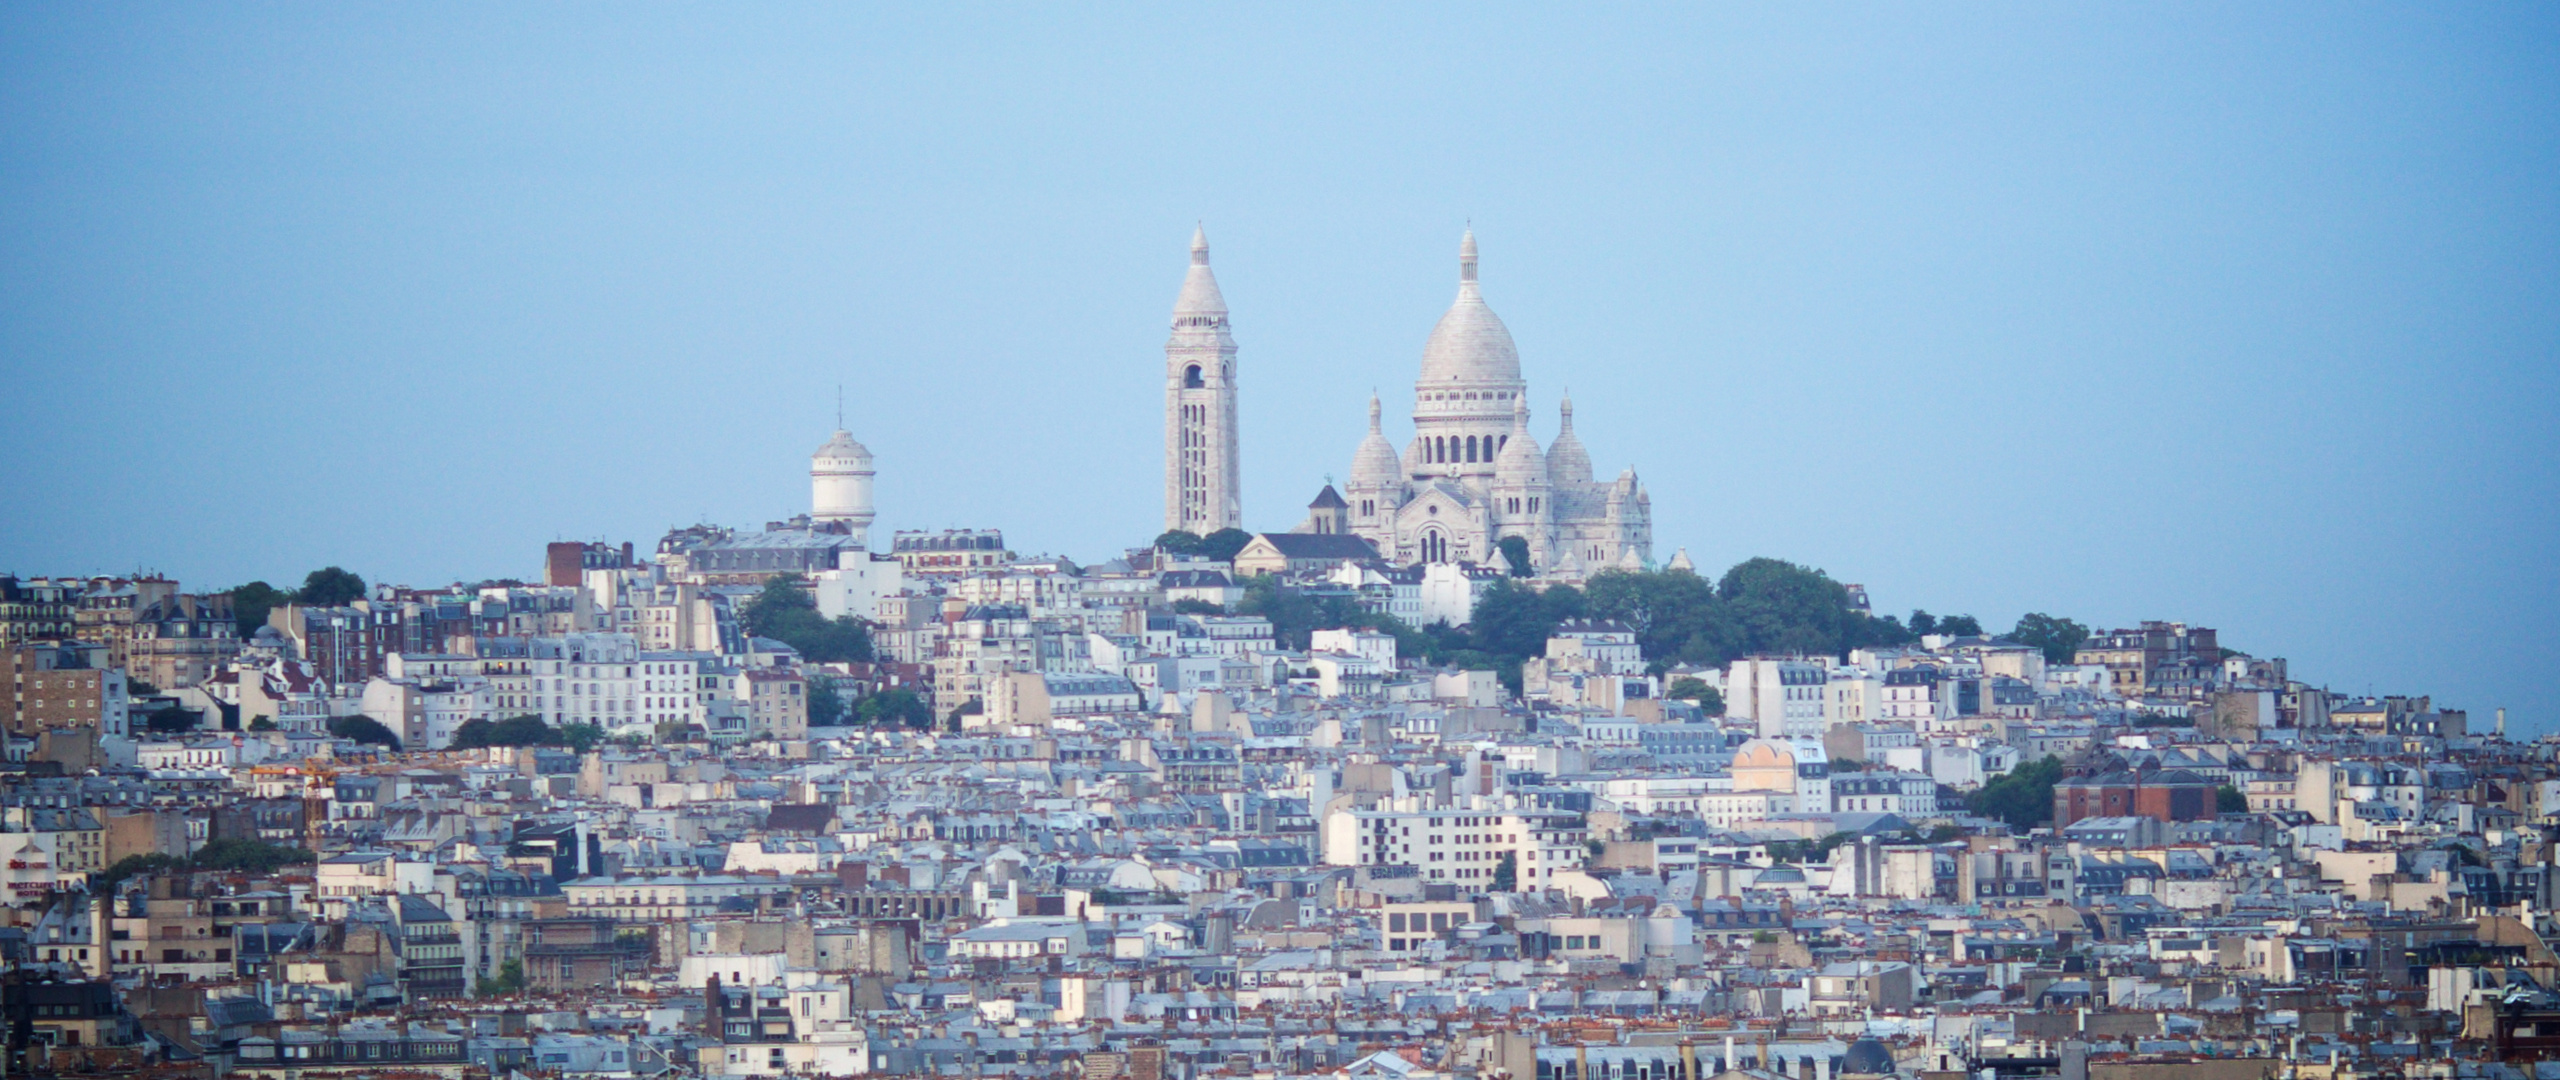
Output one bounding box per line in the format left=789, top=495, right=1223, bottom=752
left=1830, top=769, right=1940, bottom=816
left=472, top=634, right=705, bottom=737
left=1309, top=629, right=1397, bottom=671
left=1727, top=657, right=1831, bottom=738
left=1698, top=789, right=1796, bottom=830
left=1588, top=775, right=1715, bottom=815
left=1321, top=797, right=1589, bottom=888
left=1827, top=667, right=1883, bottom=726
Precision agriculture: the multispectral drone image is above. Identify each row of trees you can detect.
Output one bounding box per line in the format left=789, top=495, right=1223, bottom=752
left=99, top=837, right=319, bottom=890
left=1208, top=554, right=2098, bottom=702
left=808, top=679, right=934, bottom=729
left=1154, top=528, right=1254, bottom=563
left=225, top=566, right=369, bottom=637
left=449, top=715, right=606, bottom=752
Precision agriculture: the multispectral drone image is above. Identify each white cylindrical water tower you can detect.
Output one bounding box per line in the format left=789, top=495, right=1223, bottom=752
left=811, top=429, right=875, bottom=546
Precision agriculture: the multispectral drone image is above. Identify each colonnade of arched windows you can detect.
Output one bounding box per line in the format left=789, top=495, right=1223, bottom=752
left=1424, top=433, right=1509, bottom=464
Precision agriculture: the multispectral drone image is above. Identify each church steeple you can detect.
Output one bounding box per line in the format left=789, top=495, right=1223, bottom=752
left=1166, top=225, right=1242, bottom=534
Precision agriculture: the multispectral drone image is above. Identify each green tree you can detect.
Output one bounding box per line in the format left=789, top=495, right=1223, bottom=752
left=295, top=567, right=367, bottom=607
left=1967, top=756, right=2065, bottom=831
left=1908, top=610, right=1937, bottom=636
left=855, top=688, right=934, bottom=730
left=2216, top=785, right=2249, bottom=813
left=1585, top=568, right=1727, bottom=664
left=1829, top=757, right=1865, bottom=772
left=1937, top=614, right=1983, bottom=637
left=1153, top=530, right=1204, bottom=555
left=1170, top=598, right=1226, bottom=615
left=742, top=574, right=874, bottom=663
left=1199, top=528, right=1255, bottom=563
left=328, top=715, right=403, bottom=751
left=1665, top=676, right=1724, bottom=716
left=2009, top=613, right=2092, bottom=665
left=143, top=703, right=199, bottom=734
left=1466, top=578, right=1583, bottom=660
left=247, top=715, right=277, bottom=731
left=96, top=853, right=182, bottom=891
left=1718, top=557, right=1854, bottom=656
left=228, top=581, right=290, bottom=637
left=808, top=675, right=847, bottom=726
left=451, top=715, right=557, bottom=750
left=1236, top=575, right=1322, bottom=650
left=1491, top=851, right=1517, bottom=891
left=475, top=957, right=528, bottom=997
left=189, top=838, right=319, bottom=874
left=1497, top=536, right=1533, bottom=577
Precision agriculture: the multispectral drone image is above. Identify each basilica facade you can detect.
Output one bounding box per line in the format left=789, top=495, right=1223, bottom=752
left=1337, top=231, right=1651, bottom=577
left=1161, top=228, right=1651, bottom=578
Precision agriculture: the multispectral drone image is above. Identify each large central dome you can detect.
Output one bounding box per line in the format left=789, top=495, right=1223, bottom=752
left=1418, top=230, right=1522, bottom=387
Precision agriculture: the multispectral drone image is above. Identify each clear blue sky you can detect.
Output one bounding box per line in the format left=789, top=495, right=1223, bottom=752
left=4, top=6, right=2554, bottom=729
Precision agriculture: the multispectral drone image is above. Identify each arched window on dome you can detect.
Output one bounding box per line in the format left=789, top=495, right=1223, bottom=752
left=1184, top=365, right=1204, bottom=389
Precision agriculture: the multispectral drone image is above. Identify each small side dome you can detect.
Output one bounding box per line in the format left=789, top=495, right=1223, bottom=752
left=1493, top=398, right=1545, bottom=482
left=1351, top=396, right=1403, bottom=487
left=1546, top=395, right=1591, bottom=484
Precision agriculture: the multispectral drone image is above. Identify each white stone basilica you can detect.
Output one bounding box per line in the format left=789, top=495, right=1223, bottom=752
left=1159, top=227, right=1652, bottom=577
left=1336, top=231, right=1652, bottom=576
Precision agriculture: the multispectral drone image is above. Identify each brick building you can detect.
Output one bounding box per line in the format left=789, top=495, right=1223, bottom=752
left=2, top=644, right=127, bottom=739
left=2052, top=768, right=2219, bottom=827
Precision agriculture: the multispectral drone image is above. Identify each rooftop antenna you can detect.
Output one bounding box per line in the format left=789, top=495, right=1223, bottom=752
left=836, top=385, right=844, bottom=430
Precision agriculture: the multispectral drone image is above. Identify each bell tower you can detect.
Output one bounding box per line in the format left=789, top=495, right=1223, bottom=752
left=1165, top=225, right=1242, bottom=534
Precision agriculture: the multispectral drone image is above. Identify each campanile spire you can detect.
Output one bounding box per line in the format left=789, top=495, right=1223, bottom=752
left=1165, top=226, right=1242, bottom=534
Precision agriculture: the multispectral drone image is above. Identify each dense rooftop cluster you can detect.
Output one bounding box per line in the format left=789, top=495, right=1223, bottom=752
left=0, top=549, right=2545, bottom=1080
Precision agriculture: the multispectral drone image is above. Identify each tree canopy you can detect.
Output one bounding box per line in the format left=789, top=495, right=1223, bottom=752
left=450, top=715, right=604, bottom=752
left=743, top=574, right=873, bottom=663
left=228, top=581, right=290, bottom=636
left=2009, top=613, right=2092, bottom=665
left=856, top=688, right=935, bottom=730
left=296, top=566, right=368, bottom=607
left=1154, top=530, right=1204, bottom=555
left=1966, top=756, right=2065, bottom=831
left=1496, top=536, right=1533, bottom=577
left=808, top=675, right=847, bottom=726
left=329, top=715, right=403, bottom=751
left=1198, top=528, right=1254, bottom=563
left=99, top=838, right=318, bottom=890
left=1665, top=676, right=1724, bottom=716
left=1450, top=559, right=1917, bottom=681
left=1236, top=574, right=1432, bottom=658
